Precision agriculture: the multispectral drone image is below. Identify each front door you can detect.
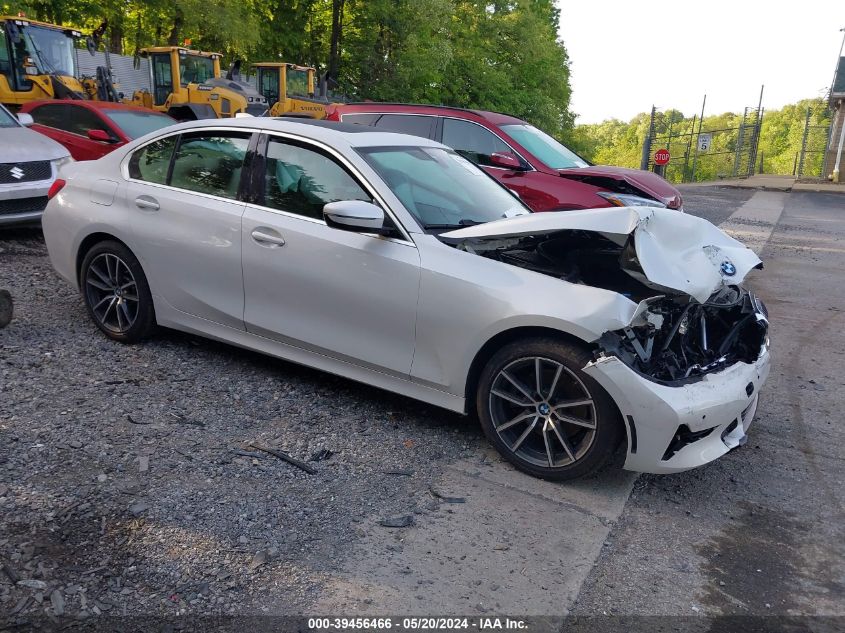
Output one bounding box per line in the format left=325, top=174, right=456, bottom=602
left=150, top=53, right=173, bottom=107
left=241, top=135, right=420, bottom=376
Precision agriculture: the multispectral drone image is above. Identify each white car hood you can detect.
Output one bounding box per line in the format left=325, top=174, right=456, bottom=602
left=441, top=207, right=762, bottom=303
left=0, top=126, right=69, bottom=162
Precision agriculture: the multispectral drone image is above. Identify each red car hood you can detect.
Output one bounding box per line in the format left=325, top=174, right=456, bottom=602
left=557, top=165, right=683, bottom=209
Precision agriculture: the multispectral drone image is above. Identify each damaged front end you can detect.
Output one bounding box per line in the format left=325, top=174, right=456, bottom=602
left=598, top=286, right=768, bottom=382
left=441, top=207, right=771, bottom=473
left=441, top=206, right=769, bottom=384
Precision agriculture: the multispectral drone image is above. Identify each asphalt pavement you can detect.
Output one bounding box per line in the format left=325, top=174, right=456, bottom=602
left=571, top=188, right=845, bottom=617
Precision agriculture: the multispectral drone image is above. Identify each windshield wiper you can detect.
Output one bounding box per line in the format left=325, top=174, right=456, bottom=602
left=423, top=219, right=484, bottom=230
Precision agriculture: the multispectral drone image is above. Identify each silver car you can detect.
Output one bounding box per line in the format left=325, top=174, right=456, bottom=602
left=42, top=118, right=770, bottom=480
left=0, top=103, right=72, bottom=226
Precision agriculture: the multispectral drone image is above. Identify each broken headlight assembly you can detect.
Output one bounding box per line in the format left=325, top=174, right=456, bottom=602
left=596, top=191, right=665, bottom=208
left=597, top=286, right=769, bottom=383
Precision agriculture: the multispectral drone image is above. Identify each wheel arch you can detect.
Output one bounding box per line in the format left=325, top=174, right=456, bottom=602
left=464, top=326, right=593, bottom=416
left=76, top=232, right=134, bottom=287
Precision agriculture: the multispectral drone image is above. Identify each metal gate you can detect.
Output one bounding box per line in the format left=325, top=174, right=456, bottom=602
left=640, top=93, right=764, bottom=183
left=795, top=105, right=833, bottom=178
left=76, top=50, right=151, bottom=98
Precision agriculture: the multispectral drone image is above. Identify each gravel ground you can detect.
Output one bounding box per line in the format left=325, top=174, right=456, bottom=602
left=0, top=227, right=482, bottom=623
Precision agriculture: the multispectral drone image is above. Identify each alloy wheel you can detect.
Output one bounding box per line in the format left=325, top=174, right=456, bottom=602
left=488, top=356, right=597, bottom=468
left=85, top=253, right=140, bottom=334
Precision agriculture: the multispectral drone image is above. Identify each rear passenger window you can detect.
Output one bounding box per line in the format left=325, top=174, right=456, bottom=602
left=128, top=136, right=178, bottom=185
left=263, top=138, right=372, bottom=220
left=374, top=114, right=434, bottom=139
left=169, top=132, right=251, bottom=199
left=442, top=118, right=512, bottom=167
left=341, top=113, right=380, bottom=127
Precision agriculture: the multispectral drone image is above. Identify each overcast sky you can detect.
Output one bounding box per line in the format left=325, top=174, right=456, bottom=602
left=556, top=1, right=844, bottom=124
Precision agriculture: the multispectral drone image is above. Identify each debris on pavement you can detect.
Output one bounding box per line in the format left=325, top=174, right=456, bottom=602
left=383, top=469, right=414, bottom=477
left=50, top=588, right=65, bottom=616
left=129, top=501, right=150, bottom=516
left=379, top=515, right=414, bottom=528
left=249, top=443, right=316, bottom=474
left=17, top=579, right=47, bottom=590
left=0, top=288, right=12, bottom=328
left=430, top=487, right=466, bottom=504
left=309, top=448, right=334, bottom=462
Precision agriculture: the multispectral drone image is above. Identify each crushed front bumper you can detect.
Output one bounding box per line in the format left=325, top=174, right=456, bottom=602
left=583, top=346, right=770, bottom=474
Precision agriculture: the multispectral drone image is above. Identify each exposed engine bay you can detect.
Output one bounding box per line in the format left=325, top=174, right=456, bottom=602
left=448, top=229, right=768, bottom=383
left=597, top=287, right=768, bottom=382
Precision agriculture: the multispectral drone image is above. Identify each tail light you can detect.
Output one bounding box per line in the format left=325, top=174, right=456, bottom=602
left=47, top=178, right=66, bottom=200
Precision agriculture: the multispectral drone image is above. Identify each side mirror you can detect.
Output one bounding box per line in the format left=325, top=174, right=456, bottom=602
left=324, top=200, right=387, bottom=233
left=489, top=152, right=522, bottom=170
left=87, top=129, right=115, bottom=143
left=17, top=113, right=34, bottom=127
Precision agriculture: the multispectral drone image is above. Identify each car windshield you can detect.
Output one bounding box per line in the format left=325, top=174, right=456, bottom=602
left=103, top=110, right=175, bottom=139
left=22, top=25, right=77, bottom=76
left=500, top=123, right=589, bottom=170
left=180, top=54, right=215, bottom=86
left=358, top=146, right=529, bottom=230
left=287, top=68, right=309, bottom=96
left=0, top=105, right=19, bottom=128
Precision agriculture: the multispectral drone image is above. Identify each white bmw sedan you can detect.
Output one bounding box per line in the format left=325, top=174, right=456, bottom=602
left=43, top=118, right=770, bottom=480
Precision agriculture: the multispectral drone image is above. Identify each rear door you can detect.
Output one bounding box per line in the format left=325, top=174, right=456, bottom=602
left=240, top=134, right=420, bottom=375
left=125, top=129, right=253, bottom=329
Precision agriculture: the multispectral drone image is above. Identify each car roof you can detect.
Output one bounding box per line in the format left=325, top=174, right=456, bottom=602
left=333, top=102, right=527, bottom=126
left=164, top=116, right=447, bottom=149
left=21, top=100, right=171, bottom=114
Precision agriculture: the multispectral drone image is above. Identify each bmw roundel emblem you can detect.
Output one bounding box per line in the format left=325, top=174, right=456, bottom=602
left=720, top=260, right=737, bottom=276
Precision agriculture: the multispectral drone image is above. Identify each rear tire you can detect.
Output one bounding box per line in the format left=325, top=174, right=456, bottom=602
left=476, top=337, right=622, bottom=481
left=80, top=241, right=156, bottom=343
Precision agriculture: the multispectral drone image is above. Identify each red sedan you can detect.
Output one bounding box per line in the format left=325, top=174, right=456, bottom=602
left=20, top=100, right=176, bottom=161
left=327, top=103, right=683, bottom=212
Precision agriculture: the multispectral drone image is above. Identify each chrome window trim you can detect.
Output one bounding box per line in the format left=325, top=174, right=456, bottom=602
left=122, top=126, right=258, bottom=201
left=261, top=130, right=416, bottom=244
left=121, top=125, right=416, bottom=245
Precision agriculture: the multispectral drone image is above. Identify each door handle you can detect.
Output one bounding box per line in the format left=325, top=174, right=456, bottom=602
left=135, top=195, right=160, bottom=211
left=250, top=228, right=286, bottom=247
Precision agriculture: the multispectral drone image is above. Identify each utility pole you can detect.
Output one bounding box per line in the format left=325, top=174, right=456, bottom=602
left=832, top=28, right=845, bottom=182
left=641, top=105, right=656, bottom=171
left=690, top=94, right=706, bottom=182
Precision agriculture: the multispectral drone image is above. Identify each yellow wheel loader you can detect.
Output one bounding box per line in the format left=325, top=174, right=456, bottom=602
left=253, top=62, right=331, bottom=118
left=128, top=46, right=268, bottom=120
left=0, top=15, right=88, bottom=108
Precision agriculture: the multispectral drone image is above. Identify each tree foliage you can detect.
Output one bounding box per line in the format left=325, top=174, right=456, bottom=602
left=4, top=0, right=574, bottom=136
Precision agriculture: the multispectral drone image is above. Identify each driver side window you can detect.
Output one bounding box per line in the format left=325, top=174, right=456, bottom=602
left=442, top=118, right=513, bottom=167
left=262, top=138, right=375, bottom=222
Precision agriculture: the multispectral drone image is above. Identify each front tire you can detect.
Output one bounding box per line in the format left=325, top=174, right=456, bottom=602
left=476, top=337, right=622, bottom=481
left=80, top=241, right=155, bottom=343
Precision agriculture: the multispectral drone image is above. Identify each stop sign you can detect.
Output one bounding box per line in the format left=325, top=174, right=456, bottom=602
left=654, top=148, right=671, bottom=165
